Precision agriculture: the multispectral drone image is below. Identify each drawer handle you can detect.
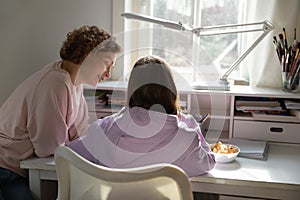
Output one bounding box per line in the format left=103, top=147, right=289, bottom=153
left=269, top=127, right=283, bottom=133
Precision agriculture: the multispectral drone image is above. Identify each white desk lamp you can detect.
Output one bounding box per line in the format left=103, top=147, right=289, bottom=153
left=121, top=12, right=274, bottom=90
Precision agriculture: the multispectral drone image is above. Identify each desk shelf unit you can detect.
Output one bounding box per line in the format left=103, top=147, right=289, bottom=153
left=84, top=82, right=300, bottom=144
left=231, top=87, right=300, bottom=144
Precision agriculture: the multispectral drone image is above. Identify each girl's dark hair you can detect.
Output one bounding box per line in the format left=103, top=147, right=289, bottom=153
left=127, top=55, right=179, bottom=115
left=60, top=25, right=121, bottom=64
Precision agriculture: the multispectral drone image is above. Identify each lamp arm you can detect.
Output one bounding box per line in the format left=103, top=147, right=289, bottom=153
left=192, top=21, right=273, bottom=36
left=121, top=12, right=186, bottom=31
left=121, top=12, right=274, bottom=87
left=220, top=20, right=274, bottom=81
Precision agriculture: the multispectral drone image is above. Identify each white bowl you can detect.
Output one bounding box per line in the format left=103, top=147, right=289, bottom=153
left=210, top=144, right=240, bottom=163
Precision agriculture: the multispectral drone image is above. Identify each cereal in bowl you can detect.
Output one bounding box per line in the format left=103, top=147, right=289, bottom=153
left=211, top=141, right=239, bottom=154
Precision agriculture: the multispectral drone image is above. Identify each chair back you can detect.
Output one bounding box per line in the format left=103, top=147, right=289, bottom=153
left=55, top=146, right=193, bottom=200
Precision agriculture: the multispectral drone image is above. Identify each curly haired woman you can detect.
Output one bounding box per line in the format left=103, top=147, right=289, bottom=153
left=0, top=25, right=121, bottom=199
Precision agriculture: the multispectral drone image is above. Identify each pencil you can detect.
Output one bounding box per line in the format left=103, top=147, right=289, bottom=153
left=293, top=28, right=298, bottom=53
left=285, top=53, right=290, bottom=72
left=273, top=40, right=281, bottom=62
left=283, top=28, right=288, bottom=50
left=278, top=33, right=285, bottom=58
left=290, top=48, right=299, bottom=74
left=278, top=34, right=284, bottom=49
left=290, top=61, right=300, bottom=89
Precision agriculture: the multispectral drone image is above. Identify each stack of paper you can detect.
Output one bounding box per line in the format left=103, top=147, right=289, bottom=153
left=284, top=100, right=300, bottom=109
left=251, top=111, right=300, bottom=122
left=236, top=100, right=282, bottom=112
left=290, top=109, right=300, bottom=119
left=229, top=138, right=269, bottom=160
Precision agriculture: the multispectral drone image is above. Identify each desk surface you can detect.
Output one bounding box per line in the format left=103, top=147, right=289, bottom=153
left=190, top=142, right=300, bottom=199
left=86, top=81, right=300, bottom=99
left=20, top=156, right=55, bottom=171
left=21, top=143, right=300, bottom=199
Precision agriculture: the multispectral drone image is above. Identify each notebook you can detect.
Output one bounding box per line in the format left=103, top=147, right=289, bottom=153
left=229, top=138, right=269, bottom=160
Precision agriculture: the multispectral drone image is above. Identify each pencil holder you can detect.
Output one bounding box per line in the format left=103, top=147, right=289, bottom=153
left=281, top=72, right=300, bottom=93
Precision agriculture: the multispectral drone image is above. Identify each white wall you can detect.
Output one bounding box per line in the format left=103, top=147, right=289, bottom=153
left=0, top=0, right=112, bottom=105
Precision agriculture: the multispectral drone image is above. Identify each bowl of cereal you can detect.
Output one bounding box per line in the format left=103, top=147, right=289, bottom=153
left=210, top=141, right=240, bottom=163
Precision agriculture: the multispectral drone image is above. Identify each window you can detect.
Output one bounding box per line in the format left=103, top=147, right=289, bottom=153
left=121, top=0, right=248, bottom=85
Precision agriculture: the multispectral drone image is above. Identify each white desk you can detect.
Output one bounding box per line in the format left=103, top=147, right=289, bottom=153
left=190, top=143, right=300, bottom=199
left=20, top=157, right=56, bottom=200
left=21, top=143, right=300, bottom=200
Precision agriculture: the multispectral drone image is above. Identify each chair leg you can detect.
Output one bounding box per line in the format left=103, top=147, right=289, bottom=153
left=193, top=192, right=219, bottom=200
left=41, top=180, right=58, bottom=200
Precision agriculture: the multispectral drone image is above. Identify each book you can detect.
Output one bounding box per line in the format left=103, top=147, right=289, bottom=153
left=290, top=109, right=300, bottom=120
left=236, top=100, right=281, bottom=107
left=251, top=110, right=300, bottom=122
left=284, top=100, right=300, bottom=109
left=229, top=138, right=269, bottom=160
left=236, top=100, right=282, bottom=112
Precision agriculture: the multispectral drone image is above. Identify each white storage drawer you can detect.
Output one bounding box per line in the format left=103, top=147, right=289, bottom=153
left=233, top=120, right=300, bottom=143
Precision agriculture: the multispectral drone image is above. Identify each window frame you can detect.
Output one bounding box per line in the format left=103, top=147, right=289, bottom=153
left=112, top=0, right=248, bottom=84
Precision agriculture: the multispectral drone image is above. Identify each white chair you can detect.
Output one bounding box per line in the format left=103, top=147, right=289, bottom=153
left=54, top=146, right=193, bottom=200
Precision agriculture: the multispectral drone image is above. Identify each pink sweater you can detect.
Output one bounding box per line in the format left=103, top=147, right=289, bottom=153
left=0, top=60, right=89, bottom=177
left=68, top=107, right=216, bottom=177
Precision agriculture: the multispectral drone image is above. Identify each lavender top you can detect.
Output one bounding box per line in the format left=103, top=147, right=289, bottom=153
left=68, top=106, right=215, bottom=177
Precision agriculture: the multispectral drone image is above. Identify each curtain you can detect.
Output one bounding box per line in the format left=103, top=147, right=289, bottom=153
left=242, top=0, right=300, bottom=88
